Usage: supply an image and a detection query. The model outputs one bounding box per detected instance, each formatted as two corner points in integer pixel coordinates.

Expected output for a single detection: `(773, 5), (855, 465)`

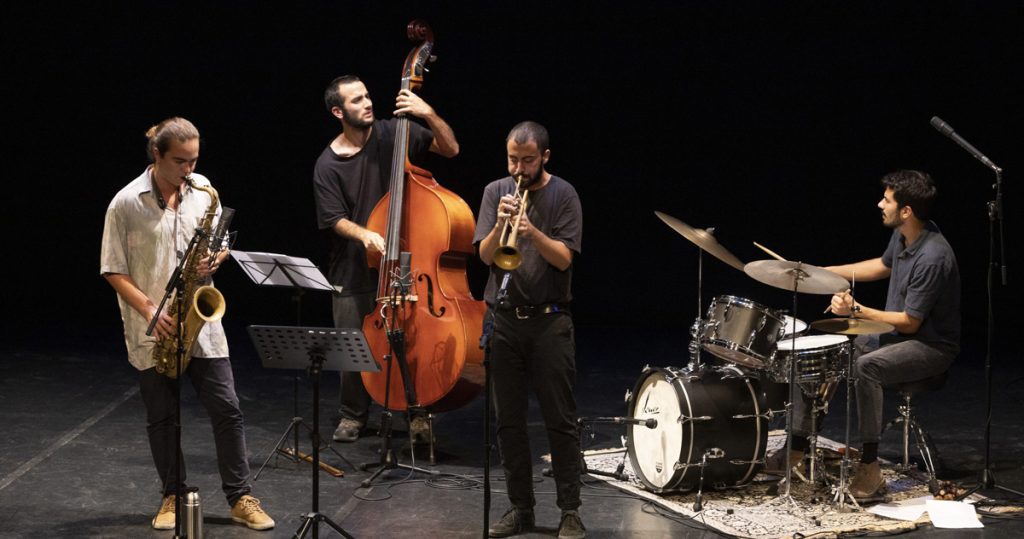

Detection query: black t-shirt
(473, 175), (583, 306)
(313, 118), (433, 295)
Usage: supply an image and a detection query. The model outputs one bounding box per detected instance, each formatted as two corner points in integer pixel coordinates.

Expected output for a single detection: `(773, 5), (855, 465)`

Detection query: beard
(517, 167), (544, 189)
(342, 107), (373, 128)
(882, 211), (904, 229)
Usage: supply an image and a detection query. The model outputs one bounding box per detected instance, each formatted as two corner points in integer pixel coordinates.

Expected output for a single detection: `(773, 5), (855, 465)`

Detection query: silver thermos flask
(184, 487), (203, 538)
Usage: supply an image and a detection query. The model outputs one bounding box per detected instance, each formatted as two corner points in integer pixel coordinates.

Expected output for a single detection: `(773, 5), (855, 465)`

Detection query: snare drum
(768, 334), (850, 387)
(626, 365), (767, 493)
(700, 295), (786, 369)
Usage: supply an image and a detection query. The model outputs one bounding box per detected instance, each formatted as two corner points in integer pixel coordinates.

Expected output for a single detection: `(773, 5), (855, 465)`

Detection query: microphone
(576, 416), (658, 429)
(930, 116), (1002, 172)
(398, 251), (412, 294)
(210, 207), (235, 251)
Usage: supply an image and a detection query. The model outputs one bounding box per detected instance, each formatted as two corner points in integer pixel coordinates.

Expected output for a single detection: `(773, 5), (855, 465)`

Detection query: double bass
(361, 21), (485, 412)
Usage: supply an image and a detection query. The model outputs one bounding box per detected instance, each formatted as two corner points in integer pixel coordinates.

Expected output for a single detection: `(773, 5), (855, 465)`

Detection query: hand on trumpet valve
(497, 193), (521, 222)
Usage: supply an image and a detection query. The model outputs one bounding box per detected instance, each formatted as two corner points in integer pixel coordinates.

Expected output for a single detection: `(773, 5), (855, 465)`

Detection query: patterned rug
(581, 430), (936, 538)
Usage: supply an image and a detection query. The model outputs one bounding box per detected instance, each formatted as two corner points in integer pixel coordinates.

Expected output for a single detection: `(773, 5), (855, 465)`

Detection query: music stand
(232, 251), (338, 478)
(248, 325), (379, 539)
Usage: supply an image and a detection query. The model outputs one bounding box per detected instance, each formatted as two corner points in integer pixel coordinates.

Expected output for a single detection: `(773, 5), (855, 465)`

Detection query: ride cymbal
(655, 211), (745, 271)
(743, 260), (849, 295)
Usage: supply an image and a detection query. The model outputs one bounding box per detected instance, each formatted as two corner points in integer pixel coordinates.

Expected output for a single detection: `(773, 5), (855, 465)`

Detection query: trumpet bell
(493, 246), (522, 270)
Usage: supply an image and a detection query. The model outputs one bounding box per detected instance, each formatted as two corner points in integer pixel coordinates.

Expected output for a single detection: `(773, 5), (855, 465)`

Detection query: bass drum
(626, 365), (768, 493)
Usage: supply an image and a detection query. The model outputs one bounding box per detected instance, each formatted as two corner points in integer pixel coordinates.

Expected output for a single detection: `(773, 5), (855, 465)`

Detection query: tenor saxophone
(152, 177), (227, 378)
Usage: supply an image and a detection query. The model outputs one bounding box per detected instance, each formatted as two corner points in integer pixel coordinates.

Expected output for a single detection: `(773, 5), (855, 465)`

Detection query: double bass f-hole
(418, 273), (446, 318)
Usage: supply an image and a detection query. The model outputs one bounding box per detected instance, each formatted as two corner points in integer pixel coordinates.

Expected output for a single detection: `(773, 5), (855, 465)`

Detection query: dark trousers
(491, 310), (581, 511)
(138, 357), (251, 507)
(333, 291), (376, 422)
(792, 335), (954, 444)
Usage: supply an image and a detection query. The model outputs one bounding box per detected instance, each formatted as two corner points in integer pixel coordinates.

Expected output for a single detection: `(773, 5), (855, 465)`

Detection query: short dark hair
(506, 121), (549, 153)
(324, 75), (362, 113)
(881, 169), (937, 220)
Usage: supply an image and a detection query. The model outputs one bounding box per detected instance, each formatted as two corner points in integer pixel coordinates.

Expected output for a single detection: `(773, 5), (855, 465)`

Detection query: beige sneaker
(151, 494), (176, 530)
(231, 495), (275, 530)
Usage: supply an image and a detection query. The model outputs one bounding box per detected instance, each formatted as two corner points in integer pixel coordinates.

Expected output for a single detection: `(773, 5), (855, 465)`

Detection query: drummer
(770, 170), (960, 501)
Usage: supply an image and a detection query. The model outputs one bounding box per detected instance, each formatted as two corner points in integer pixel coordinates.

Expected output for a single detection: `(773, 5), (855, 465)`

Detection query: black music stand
(248, 325), (378, 539)
(232, 251), (338, 478)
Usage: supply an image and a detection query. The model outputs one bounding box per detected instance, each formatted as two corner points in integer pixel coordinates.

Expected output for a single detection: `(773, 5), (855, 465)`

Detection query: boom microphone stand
(930, 117), (1019, 497)
(479, 272), (510, 538)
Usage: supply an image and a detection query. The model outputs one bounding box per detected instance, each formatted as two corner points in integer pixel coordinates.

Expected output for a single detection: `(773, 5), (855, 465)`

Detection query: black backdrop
(7, 2), (1020, 360)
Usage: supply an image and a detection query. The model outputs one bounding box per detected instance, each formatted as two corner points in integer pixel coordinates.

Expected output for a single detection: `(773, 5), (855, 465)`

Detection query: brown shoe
(231, 495), (275, 530)
(151, 495), (176, 530)
(850, 460), (886, 500)
(764, 449), (805, 477)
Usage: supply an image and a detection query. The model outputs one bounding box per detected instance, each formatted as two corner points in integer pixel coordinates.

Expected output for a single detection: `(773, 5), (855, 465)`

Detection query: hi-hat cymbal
(810, 318), (895, 335)
(743, 259), (850, 295)
(655, 211), (745, 271)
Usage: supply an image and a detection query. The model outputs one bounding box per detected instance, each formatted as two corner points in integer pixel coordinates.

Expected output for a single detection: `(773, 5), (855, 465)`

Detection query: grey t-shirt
(473, 175), (582, 306)
(881, 221), (961, 355)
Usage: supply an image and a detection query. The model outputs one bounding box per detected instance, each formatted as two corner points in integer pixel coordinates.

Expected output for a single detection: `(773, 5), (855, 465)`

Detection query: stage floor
(2, 322), (1023, 538)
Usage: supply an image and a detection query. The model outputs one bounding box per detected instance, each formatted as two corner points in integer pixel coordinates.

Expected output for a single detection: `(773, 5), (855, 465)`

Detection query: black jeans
(138, 357), (251, 507)
(491, 309), (581, 511)
(333, 291), (376, 422)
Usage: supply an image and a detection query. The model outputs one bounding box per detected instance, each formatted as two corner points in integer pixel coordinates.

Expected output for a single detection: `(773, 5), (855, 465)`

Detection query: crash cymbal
(655, 211), (745, 271)
(810, 318), (895, 335)
(743, 259), (850, 295)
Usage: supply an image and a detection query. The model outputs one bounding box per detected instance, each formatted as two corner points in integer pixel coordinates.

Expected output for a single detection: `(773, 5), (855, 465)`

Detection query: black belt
(498, 303), (570, 320)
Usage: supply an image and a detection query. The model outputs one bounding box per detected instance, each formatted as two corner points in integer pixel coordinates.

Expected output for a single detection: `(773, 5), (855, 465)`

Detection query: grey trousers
(792, 335), (954, 444)
(333, 291), (376, 422)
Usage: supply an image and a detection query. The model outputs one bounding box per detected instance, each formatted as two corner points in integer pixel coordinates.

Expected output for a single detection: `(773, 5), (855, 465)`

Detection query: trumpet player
(474, 121), (585, 539)
(100, 118), (273, 531)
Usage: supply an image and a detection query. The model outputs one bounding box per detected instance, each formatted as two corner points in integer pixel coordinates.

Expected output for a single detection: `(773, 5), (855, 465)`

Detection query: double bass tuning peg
(428, 54), (438, 63)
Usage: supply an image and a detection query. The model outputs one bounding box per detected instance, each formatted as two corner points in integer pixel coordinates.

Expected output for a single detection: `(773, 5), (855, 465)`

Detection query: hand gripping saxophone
(152, 177), (227, 378)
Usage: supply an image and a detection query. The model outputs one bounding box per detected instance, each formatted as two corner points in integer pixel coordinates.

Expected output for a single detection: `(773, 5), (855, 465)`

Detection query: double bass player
(313, 75), (459, 443)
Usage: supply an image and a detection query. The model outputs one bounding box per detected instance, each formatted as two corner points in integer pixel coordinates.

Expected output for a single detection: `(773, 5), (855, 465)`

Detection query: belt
(498, 303), (570, 320)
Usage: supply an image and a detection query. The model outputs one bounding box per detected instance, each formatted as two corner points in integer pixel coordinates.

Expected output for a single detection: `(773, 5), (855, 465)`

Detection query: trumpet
(493, 173), (530, 270)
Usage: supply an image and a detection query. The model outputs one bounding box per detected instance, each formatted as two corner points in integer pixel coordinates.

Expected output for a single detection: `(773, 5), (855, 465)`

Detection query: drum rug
(578, 430), (938, 538)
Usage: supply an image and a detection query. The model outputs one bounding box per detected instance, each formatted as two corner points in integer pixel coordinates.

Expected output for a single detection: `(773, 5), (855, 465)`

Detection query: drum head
(777, 334), (848, 350)
(628, 369), (684, 490)
(781, 315), (808, 336)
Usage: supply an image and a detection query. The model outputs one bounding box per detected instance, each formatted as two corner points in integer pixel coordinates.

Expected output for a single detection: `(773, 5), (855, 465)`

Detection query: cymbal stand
(688, 246), (708, 372)
(831, 338), (860, 511)
(778, 263), (807, 503)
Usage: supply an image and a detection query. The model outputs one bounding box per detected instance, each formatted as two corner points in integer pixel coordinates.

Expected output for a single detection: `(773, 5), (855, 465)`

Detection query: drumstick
(823, 288), (853, 313)
(753, 241), (787, 261)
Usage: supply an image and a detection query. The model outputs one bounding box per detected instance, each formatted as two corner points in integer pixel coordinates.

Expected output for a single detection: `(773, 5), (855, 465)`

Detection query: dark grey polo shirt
(881, 221), (961, 355)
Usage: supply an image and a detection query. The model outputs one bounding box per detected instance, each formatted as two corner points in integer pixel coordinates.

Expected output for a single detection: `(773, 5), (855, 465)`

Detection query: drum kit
(624, 212), (896, 510)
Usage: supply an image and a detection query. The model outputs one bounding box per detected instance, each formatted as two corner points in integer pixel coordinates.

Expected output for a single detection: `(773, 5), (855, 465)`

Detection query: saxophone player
(100, 117), (274, 531)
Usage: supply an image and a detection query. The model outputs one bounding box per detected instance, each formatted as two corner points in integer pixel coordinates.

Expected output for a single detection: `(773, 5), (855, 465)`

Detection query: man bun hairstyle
(146, 117), (199, 162)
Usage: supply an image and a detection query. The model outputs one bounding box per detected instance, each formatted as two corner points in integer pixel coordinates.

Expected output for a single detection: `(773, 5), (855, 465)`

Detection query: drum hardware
(692, 448), (725, 513)
(744, 259), (847, 504)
